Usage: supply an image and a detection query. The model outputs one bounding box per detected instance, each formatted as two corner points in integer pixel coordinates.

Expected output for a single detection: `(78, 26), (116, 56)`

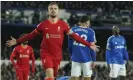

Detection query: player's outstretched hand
(6, 36), (17, 47)
(90, 45), (100, 52)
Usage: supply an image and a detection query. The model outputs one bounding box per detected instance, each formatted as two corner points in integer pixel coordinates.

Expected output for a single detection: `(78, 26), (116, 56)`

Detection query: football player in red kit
(10, 34), (35, 80)
(7, 2), (98, 80)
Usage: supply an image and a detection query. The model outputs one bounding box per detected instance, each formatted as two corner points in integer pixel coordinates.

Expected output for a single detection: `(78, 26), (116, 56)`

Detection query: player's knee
(70, 77), (79, 80)
(84, 77), (91, 80)
(46, 68), (54, 78)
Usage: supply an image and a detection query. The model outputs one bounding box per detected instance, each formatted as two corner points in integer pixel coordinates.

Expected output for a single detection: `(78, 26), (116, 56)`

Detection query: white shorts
(109, 64), (126, 78)
(71, 61), (92, 77)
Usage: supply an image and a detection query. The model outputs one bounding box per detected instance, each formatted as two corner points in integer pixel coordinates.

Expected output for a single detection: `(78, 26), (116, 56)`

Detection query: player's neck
(113, 34), (120, 36)
(80, 25), (88, 28)
(21, 44), (28, 49)
(80, 24), (88, 28)
(48, 17), (59, 24)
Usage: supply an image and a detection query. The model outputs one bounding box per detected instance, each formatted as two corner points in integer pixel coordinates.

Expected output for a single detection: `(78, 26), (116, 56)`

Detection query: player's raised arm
(6, 22), (43, 47)
(63, 22), (98, 52)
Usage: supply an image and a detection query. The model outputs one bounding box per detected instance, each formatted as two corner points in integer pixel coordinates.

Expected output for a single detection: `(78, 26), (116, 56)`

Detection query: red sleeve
(30, 47), (35, 73)
(63, 21), (71, 34)
(70, 33), (91, 47)
(10, 47), (17, 67)
(62, 21), (91, 47)
(17, 22), (44, 44)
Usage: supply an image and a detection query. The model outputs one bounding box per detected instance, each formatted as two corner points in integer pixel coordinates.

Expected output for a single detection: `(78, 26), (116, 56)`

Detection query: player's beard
(50, 15), (57, 18)
(49, 11), (57, 18)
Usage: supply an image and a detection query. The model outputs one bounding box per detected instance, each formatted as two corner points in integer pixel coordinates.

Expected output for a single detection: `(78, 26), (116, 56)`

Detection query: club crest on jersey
(58, 26), (60, 32)
(46, 33), (50, 39)
(122, 41), (124, 44)
(27, 50), (30, 54)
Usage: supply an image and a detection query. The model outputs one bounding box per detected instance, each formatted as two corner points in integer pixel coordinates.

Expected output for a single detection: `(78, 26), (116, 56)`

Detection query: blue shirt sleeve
(106, 37), (112, 64)
(89, 29), (97, 42)
(123, 38), (129, 61)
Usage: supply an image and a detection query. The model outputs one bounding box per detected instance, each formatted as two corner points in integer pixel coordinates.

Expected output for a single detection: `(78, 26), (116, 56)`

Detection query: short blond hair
(48, 2), (59, 7)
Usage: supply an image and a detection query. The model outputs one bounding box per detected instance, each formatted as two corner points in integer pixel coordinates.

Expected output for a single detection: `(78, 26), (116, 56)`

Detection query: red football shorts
(41, 52), (61, 77)
(16, 68), (29, 80)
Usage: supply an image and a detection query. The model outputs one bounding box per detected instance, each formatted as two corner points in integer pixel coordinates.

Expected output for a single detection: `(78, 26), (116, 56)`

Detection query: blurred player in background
(6, 2), (99, 80)
(106, 26), (129, 80)
(10, 34), (35, 80)
(68, 15), (97, 80)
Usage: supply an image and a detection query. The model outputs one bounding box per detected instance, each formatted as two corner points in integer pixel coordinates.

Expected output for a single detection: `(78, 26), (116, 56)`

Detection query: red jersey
(36, 20), (70, 60)
(17, 19), (91, 61)
(10, 45), (35, 69)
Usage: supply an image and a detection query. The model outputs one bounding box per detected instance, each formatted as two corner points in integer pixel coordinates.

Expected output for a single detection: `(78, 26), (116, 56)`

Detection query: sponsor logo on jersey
(115, 45), (124, 49)
(20, 54), (29, 58)
(46, 33), (50, 39)
(122, 41), (124, 44)
(46, 33), (61, 39)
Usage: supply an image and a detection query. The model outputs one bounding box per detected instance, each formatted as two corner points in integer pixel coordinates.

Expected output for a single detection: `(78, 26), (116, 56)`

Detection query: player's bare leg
(70, 77), (79, 80)
(45, 68), (54, 80)
(84, 77), (91, 80)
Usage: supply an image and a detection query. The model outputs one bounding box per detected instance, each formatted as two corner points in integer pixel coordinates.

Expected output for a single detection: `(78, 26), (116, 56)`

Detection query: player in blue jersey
(68, 15), (97, 80)
(106, 25), (129, 80)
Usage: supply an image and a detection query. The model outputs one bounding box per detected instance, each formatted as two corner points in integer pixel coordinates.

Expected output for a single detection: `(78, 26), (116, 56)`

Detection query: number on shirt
(73, 33), (87, 47)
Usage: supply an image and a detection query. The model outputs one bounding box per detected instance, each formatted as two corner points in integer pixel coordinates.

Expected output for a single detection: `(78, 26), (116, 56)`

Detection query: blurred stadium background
(1, 1), (133, 80)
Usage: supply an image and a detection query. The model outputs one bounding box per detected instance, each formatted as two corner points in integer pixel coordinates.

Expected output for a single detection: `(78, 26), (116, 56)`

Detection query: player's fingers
(11, 36), (15, 40)
(6, 41), (10, 45)
(6, 42), (12, 47)
(96, 48), (99, 52)
(6, 44), (11, 47)
(6, 40), (10, 43)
